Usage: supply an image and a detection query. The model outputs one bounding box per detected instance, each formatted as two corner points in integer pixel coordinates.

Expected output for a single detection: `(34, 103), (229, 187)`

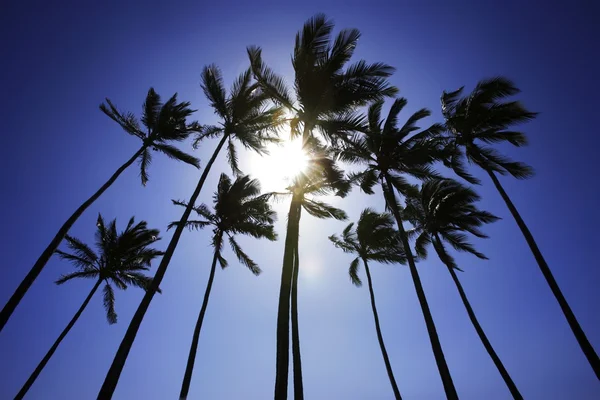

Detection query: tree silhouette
(98, 67), (283, 397)
(404, 179), (523, 399)
(329, 208), (406, 399)
(170, 173), (277, 399)
(440, 77), (600, 379)
(338, 99), (459, 398)
(0, 89), (198, 332)
(14, 215), (162, 400)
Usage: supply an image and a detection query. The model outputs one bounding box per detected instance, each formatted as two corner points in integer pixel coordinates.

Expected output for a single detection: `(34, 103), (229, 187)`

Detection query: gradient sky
(1, 1), (599, 399)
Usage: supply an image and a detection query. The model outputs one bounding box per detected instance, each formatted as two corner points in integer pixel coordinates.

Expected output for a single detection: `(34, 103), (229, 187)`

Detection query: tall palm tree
(170, 173), (277, 399)
(248, 14), (396, 399)
(339, 99), (459, 398)
(268, 149), (349, 400)
(404, 179), (523, 399)
(440, 77), (600, 379)
(248, 13), (397, 145)
(14, 215), (162, 400)
(98, 66), (284, 397)
(329, 209), (406, 400)
(0, 89), (198, 332)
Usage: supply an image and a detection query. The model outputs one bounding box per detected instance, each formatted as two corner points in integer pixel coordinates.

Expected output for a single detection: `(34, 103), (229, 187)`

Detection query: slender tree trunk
(382, 176), (458, 399)
(274, 195), (302, 400)
(98, 135), (228, 399)
(179, 233), (222, 399)
(362, 259), (402, 400)
(486, 169), (600, 379)
(0, 146), (146, 333)
(433, 235), (522, 399)
(291, 243), (304, 400)
(15, 280), (102, 400)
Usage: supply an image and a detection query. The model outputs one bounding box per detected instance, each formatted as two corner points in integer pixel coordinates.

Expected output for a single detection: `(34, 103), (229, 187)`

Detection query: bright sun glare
(248, 138), (308, 192)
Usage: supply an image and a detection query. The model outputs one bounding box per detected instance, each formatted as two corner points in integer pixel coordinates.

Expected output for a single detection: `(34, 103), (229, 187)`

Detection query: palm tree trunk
(486, 169), (600, 379)
(274, 195), (302, 400)
(98, 135), (229, 399)
(179, 233), (222, 399)
(291, 243), (304, 400)
(15, 279), (102, 400)
(382, 176), (458, 399)
(0, 146), (146, 333)
(362, 259), (402, 400)
(433, 235), (522, 399)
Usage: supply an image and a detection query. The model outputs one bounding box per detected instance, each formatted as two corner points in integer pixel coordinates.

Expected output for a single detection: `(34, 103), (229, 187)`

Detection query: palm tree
(248, 13), (397, 145)
(0, 88), (198, 332)
(329, 209), (406, 400)
(170, 173), (277, 399)
(14, 215), (162, 400)
(248, 14), (396, 399)
(440, 77), (600, 379)
(404, 179), (523, 399)
(98, 66), (283, 397)
(268, 149), (349, 400)
(338, 99), (459, 398)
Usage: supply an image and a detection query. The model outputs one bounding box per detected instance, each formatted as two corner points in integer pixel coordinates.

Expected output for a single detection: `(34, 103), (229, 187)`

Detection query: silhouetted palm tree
(267, 149), (349, 400)
(339, 99), (459, 398)
(404, 179), (523, 399)
(171, 173), (277, 399)
(98, 67), (283, 397)
(0, 89), (198, 332)
(440, 77), (600, 379)
(249, 14), (395, 399)
(14, 215), (162, 400)
(329, 209), (406, 400)
(248, 13), (397, 146)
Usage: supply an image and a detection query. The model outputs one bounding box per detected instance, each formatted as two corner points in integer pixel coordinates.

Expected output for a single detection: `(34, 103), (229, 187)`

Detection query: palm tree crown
(55, 214), (163, 323)
(404, 179), (499, 267)
(248, 13), (397, 144)
(440, 76), (537, 184)
(329, 208), (406, 285)
(194, 65), (285, 176)
(339, 98), (444, 197)
(171, 173), (277, 272)
(100, 88), (201, 185)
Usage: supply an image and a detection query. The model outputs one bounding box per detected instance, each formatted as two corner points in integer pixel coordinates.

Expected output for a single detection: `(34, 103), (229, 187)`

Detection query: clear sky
(1, 0), (599, 399)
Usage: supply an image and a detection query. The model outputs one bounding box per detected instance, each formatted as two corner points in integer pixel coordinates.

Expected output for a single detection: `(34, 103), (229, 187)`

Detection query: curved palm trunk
(179, 233), (222, 399)
(362, 259), (402, 400)
(15, 279), (102, 400)
(291, 243), (304, 400)
(98, 135), (228, 399)
(274, 195), (302, 400)
(486, 169), (600, 379)
(0, 146), (146, 332)
(433, 235), (522, 399)
(382, 176), (458, 400)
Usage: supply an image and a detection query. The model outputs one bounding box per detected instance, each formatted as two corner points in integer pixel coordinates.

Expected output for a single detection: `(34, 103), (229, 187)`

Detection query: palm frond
(141, 88), (162, 132)
(302, 199), (347, 220)
(138, 147), (152, 186)
(103, 283), (117, 324)
(201, 64), (229, 119)
(154, 143), (200, 168)
(247, 46), (295, 108)
(55, 270), (99, 285)
(229, 236), (261, 275)
(349, 257), (362, 287)
(100, 98), (144, 139)
(192, 125), (224, 149)
(226, 139), (242, 176)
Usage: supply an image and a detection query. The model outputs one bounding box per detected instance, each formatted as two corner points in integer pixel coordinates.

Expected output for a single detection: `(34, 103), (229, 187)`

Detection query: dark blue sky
(1, 0), (599, 399)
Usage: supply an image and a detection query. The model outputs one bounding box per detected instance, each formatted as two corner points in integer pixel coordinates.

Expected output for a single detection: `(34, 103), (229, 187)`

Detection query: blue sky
(1, 0), (599, 399)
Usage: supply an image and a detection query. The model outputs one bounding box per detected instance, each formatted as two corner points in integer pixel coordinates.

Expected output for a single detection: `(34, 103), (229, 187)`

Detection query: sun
(247, 138), (308, 192)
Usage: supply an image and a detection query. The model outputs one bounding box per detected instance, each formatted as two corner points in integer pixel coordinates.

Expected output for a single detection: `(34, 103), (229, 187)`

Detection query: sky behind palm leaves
(1, 0), (599, 399)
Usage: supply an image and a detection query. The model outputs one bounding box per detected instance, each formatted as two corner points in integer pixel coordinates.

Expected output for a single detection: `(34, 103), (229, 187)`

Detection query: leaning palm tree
(440, 77), (600, 378)
(170, 173), (277, 399)
(268, 148), (349, 400)
(0, 89), (198, 332)
(404, 179), (523, 399)
(248, 13), (397, 146)
(338, 99), (459, 398)
(98, 66), (284, 397)
(329, 209), (406, 400)
(14, 215), (162, 400)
